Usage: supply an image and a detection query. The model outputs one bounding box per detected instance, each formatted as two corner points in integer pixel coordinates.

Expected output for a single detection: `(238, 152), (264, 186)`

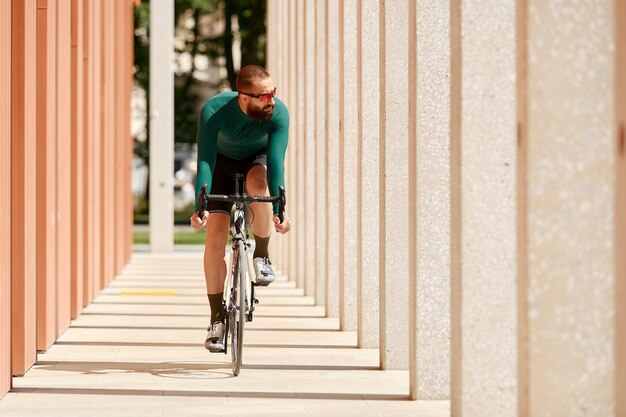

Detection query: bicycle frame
(223, 200), (253, 328)
(197, 173), (285, 375)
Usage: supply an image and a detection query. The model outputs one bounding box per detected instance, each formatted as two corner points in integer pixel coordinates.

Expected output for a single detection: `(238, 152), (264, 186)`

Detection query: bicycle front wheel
(231, 240), (247, 376)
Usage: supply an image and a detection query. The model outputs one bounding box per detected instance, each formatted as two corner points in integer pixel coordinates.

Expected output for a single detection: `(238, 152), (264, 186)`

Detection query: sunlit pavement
(0, 251), (450, 417)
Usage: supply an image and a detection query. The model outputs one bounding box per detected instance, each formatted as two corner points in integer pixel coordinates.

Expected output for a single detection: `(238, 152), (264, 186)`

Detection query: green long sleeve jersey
(195, 91), (290, 214)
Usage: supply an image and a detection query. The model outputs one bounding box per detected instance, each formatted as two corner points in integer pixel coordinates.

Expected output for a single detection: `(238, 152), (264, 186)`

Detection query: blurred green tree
(133, 0), (266, 214)
(133, 0), (267, 150)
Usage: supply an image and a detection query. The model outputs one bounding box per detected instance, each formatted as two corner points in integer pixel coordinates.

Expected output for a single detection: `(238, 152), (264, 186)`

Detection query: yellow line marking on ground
(121, 289), (177, 296)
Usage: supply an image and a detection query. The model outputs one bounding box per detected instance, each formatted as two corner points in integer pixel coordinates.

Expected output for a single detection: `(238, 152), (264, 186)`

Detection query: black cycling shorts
(206, 151), (267, 214)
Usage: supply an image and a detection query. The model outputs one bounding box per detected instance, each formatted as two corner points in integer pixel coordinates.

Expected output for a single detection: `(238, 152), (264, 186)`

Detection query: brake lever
(197, 184), (208, 220)
(278, 186), (286, 224)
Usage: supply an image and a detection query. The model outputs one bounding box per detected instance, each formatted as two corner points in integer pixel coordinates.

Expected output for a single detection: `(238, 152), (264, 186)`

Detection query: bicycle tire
(228, 243), (239, 375)
(231, 240), (246, 376)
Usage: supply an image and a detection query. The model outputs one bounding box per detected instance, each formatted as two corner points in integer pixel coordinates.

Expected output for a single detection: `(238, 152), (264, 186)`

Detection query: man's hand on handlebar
(273, 214), (291, 234)
(190, 210), (208, 231)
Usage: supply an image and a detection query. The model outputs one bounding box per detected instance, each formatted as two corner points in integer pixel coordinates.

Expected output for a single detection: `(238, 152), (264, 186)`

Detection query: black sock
(208, 293), (224, 324)
(253, 234), (271, 259)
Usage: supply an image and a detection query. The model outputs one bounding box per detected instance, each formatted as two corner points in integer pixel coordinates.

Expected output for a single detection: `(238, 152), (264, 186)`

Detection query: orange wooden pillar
(103, 0), (115, 285)
(126, 0), (135, 264)
(36, 0), (58, 351)
(71, 0), (85, 318)
(11, 0), (38, 376)
(0, 0), (13, 399)
(82, 0), (94, 304)
(116, 0), (129, 273)
(56, 0), (72, 338)
(93, 0), (103, 295)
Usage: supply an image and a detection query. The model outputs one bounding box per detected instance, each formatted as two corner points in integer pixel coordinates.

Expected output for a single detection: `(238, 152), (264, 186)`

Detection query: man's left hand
(274, 215), (292, 234)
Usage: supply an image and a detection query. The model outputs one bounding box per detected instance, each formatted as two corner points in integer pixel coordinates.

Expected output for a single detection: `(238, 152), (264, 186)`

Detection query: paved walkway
(0, 251), (449, 417)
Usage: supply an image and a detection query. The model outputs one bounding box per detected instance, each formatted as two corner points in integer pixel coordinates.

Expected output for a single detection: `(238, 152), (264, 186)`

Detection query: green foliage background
(133, 0), (267, 150)
(133, 0), (267, 222)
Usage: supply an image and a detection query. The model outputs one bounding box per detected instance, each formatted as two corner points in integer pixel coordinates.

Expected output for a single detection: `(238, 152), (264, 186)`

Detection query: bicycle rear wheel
(230, 240), (247, 376)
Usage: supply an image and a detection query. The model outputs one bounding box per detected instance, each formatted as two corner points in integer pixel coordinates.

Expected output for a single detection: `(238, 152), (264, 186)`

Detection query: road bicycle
(197, 174), (286, 376)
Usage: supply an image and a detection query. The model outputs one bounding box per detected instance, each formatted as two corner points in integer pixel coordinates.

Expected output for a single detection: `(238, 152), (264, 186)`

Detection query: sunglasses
(239, 87), (277, 103)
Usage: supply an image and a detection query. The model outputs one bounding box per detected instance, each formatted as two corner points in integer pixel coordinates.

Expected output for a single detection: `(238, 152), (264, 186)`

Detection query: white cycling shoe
(253, 257), (275, 286)
(204, 322), (225, 352)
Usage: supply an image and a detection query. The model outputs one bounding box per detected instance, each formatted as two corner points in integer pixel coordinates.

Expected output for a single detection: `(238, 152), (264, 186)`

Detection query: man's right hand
(190, 211), (208, 230)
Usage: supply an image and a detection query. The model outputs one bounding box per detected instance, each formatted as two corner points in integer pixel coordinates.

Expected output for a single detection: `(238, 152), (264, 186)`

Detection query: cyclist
(190, 65), (292, 353)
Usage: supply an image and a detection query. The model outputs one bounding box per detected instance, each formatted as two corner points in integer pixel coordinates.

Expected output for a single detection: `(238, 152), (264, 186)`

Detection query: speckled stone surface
(527, 1), (615, 415)
(415, 0), (451, 401)
(315, 0), (327, 309)
(287, 0), (299, 289)
(459, 0), (518, 415)
(326, 0), (341, 319)
(360, 0), (381, 350)
(341, 0), (359, 332)
(305, 0), (317, 299)
(383, 0), (410, 370)
(295, 0), (307, 292)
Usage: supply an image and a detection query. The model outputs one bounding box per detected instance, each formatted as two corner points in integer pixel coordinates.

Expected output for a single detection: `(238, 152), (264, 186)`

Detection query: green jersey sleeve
(194, 106), (218, 211)
(267, 102), (290, 215)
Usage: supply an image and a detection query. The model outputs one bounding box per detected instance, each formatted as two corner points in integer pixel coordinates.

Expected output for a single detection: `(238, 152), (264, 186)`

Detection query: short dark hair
(236, 65), (270, 92)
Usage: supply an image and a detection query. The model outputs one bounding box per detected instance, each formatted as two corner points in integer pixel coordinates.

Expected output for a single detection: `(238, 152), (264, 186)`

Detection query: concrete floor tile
(0, 252), (449, 417)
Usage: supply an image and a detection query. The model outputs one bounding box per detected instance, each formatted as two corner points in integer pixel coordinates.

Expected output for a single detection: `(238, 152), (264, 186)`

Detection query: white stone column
(149, 0), (174, 253)
(280, 0), (289, 273)
(315, 0), (327, 307)
(295, 0), (306, 290)
(325, 0), (340, 319)
(288, 0), (298, 284)
(304, 0), (316, 297)
(410, 0), (451, 400)
(526, 2), (616, 415)
(340, 0), (358, 332)
(616, 1), (626, 414)
(380, 0), (409, 370)
(359, 0), (380, 349)
(450, 0), (518, 414)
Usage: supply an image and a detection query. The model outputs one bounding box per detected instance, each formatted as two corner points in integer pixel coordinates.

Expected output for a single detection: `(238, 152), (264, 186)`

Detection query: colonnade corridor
(0, 251), (449, 417)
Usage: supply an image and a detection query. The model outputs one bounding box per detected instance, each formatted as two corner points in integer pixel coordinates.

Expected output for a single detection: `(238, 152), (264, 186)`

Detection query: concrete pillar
(0, 0), (12, 397)
(295, 0), (306, 290)
(315, 0), (327, 308)
(36, 0), (59, 351)
(380, 0), (410, 369)
(281, 0), (290, 274)
(526, 1), (616, 414)
(56, 0), (72, 337)
(267, 0), (276, 75)
(287, 0), (297, 284)
(304, 0), (316, 297)
(410, 0), (451, 400)
(325, 0), (340, 319)
(450, 0), (518, 414)
(358, 0), (380, 349)
(339, 0), (358, 331)
(616, 1), (626, 414)
(149, 0), (174, 253)
(11, 0), (38, 376)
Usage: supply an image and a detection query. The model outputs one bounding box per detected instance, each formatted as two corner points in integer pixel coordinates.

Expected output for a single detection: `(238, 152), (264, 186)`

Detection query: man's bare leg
(203, 212), (230, 352)
(246, 165), (272, 237)
(246, 165), (276, 285)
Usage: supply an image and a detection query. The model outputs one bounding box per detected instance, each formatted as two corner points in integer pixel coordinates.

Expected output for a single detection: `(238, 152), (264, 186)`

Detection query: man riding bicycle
(190, 65), (292, 352)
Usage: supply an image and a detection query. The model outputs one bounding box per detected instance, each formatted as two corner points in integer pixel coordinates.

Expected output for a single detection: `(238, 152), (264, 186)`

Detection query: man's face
(244, 78), (276, 121)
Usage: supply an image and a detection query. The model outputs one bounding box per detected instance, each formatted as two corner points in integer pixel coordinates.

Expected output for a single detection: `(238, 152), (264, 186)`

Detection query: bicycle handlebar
(197, 184), (286, 224)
